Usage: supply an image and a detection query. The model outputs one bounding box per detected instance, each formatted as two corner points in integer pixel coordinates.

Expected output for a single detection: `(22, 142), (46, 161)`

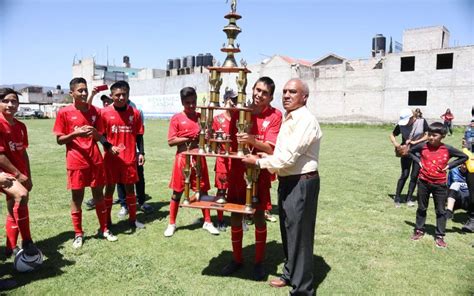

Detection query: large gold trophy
(180, 0), (257, 214)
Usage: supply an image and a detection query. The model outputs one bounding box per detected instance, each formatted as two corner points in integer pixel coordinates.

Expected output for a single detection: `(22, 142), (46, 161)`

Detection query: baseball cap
(398, 108), (413, 126)
(223, 89), (238, 100)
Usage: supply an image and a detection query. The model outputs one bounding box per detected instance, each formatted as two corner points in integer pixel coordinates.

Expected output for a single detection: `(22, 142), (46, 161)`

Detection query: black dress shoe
(221, 260), (242, 276)
(269, 277), (289, 288)
(0, 279), (17, 290)
(253, 263), (266, 281)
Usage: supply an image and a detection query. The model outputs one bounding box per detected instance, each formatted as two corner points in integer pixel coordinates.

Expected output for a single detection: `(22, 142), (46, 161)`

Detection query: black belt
(278, 171), (319, 182)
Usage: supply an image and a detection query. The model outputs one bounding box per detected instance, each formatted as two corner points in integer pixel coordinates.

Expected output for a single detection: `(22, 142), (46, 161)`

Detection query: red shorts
(103, 160), (138, 185)
(169, 153), (210, 193)
(215, 172), (229, 190)
(67, 164), (106, 190)
(227, 160), (272, 211)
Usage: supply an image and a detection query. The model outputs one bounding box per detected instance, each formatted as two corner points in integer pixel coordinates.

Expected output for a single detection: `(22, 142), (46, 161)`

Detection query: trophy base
(180, 195), (255, 214)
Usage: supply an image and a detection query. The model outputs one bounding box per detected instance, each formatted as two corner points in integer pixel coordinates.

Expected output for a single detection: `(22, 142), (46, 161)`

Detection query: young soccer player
(211, 89), (237, 231)
(222, 77), (282, 281)
(409, 122), (467, 248)
(100, 80), (145, 230)
(53, 78), (117, 248)
(164, 87), (219, 237)
(0, 88), (40, 256)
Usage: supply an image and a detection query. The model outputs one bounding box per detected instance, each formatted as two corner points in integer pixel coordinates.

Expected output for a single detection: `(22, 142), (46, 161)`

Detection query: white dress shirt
(257, 105), (322, 176)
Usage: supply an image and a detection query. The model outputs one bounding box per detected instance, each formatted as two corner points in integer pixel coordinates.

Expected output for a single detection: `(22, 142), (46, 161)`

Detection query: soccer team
(1, 74), (473, 293)
(0, 76), (287, 279)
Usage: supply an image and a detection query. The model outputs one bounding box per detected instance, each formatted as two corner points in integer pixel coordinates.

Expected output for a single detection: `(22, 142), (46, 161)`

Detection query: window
(401, 56), (415, 72)
(408, 91), (427, 106)
(436, 53), (453, 69)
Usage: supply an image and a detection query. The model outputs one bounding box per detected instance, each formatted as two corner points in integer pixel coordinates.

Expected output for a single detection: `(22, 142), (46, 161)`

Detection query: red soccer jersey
(53, 105), (104, 170)
(228, 106), (282, 188)
(168, 112), (201, 143)
(250, 106), (282, 151)
(212, 113), (232, 174)
(0, 115), (29, 176)
(418, 144), (450, 184)
(101, 105), (144, 165)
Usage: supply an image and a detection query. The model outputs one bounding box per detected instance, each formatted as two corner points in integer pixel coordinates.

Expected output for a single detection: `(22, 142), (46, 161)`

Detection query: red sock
(255, 225), (267, 264)
(217, 210), (224, 223)
(104, 195), (113, 225)
(13, 203), (32, 243)
(5, 214), (19, 251)
(231, 226), (243, 263)
(202, 209), (211, 223)
(95, 199), (107, 232)
(126, 194), (137, 222)
(71, 210), (83, 236)
(169, 199), (179, 225)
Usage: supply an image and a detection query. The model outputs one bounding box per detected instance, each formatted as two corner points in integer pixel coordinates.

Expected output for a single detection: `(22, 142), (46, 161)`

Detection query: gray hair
(288, 78), (309, 96)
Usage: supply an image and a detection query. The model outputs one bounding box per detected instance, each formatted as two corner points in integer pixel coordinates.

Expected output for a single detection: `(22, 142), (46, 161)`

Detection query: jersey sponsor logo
(111, 124), (132, 133)
(8, 141), (23, 152)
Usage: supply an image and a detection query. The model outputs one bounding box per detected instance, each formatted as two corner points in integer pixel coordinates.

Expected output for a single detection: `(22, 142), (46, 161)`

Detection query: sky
(0, 0), (473, 88)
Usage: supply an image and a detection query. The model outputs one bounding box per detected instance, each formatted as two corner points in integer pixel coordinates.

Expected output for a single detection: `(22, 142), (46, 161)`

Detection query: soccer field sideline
(1, 119), (473, 295)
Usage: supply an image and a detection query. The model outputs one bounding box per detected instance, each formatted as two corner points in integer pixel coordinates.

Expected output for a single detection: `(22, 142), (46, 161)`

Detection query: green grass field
(1, 119), (473, 295)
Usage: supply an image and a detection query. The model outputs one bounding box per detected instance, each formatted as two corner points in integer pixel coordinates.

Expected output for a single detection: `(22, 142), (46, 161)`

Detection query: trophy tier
(224, 12), (242, 20)
(207, 66), (251, 73)
(221, 47), (241, 53)
(182, 148), (246, 160)
(197, 105), (252, 112)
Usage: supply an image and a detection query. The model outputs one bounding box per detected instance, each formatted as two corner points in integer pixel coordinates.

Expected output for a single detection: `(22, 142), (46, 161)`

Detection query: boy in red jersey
(409, 122), (467, 248)
(0, 88), (40, 256)
(53, 78), (117, 248)
(211, 89), (238, 231)
(100, 80), (145, 230)
(222, 77), (282, 281)
(164, 87), (219, 237)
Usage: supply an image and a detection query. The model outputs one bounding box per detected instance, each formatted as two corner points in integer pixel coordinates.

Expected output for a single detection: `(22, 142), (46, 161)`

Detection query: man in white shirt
(243, 78), (322, 295)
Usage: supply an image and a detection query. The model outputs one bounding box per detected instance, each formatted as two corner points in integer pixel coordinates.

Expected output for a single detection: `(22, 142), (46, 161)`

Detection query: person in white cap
(389, 108), (428, 207)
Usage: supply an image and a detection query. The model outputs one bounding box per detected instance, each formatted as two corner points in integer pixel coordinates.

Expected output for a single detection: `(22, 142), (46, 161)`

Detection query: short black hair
(110, 80), (130, 92)
(69, 77), (87, 91)
(180, 87), (196, 101)
(428, 122), (447, 135)
(0, 88), (20, 101)
(253, 76), (275, 96)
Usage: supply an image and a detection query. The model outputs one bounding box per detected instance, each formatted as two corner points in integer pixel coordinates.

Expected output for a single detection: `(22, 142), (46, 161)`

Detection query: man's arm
(408, 142), (424, 164)
(389, 125), (401, 147)
(446, 145), (469, 170)
(258, 117), (320, 173)
(237, 133), (274, 154)
(136, 134), (145, 166)
(22, 151), (32, 190)
(56, 127), (91, 145)
(0, 153), (30, 189)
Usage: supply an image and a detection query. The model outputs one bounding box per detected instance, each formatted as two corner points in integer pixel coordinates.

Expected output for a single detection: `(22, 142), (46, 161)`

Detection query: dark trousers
(443, 121), (453, 135)
(415, 179), (447, 237)
(395, 156), (420, 202)
(464, 172), (474, 219)
(117, 164), (145, 207)
(278, 174), (319, 296)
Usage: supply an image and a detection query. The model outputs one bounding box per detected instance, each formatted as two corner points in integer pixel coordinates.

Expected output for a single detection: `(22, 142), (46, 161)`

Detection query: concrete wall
(403, 26), (450, 52)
